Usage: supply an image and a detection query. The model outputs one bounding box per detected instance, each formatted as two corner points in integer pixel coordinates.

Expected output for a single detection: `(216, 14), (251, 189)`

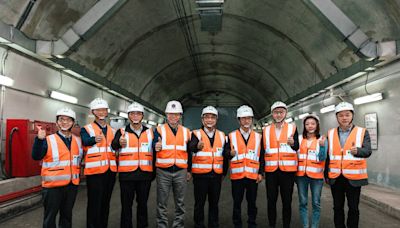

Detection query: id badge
(308, 150), (316, 155)
(216, 148), (223, 156)
(248, 150), (255, 160)
(73, 155), (81, 165)
(141, 142), (149, 152)
(279, 143), (288, 151)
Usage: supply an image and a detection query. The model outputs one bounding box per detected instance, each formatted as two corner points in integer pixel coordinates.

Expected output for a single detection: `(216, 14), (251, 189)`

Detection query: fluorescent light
(285, 117), (293, 123)
(298, 113), (310, 120)
(354, 93), (383, 105)
(119, 112), (128, 118)
(50, 91), (78, 104)
(0, 75), (14, 87)
(148, 120), (157, 126)
(320, 105), (335, 114)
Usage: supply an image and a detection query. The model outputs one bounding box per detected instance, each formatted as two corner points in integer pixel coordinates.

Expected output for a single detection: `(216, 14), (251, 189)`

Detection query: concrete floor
(2, 178), (400, 228)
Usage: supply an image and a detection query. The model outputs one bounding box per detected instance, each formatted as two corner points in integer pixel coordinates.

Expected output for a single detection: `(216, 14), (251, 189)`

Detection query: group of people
(32, 98), (372, 228)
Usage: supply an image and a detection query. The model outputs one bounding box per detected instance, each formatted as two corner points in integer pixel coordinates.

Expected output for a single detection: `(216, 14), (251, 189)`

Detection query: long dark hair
(302, 116), (320, 139)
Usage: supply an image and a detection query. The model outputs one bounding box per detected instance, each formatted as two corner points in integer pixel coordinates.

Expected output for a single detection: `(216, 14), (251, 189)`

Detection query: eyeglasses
(58, 118), (73, 123)
(272, 111), (286, 115)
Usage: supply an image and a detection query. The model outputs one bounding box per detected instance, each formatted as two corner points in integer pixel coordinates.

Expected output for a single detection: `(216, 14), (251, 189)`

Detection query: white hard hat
(56, 107), (76, 120)
(165, 100), (183, 113)
(237, 105), (254, 118)
(201, 106), (218, 117)
(303, 114), (320, 124)
(90, 98), (109, 110)
(127, 102), (144, 113)
(271, 101), (287, 112)
(335, 102), (354, 114)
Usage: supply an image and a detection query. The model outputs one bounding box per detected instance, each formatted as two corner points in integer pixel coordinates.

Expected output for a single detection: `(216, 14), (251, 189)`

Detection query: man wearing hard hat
(188, 106), (228, 228)
(263, 101), (299, 228)
(111, 102), (154, 228)
(153, 100), (191, 228)
(224, 105), (263, 228)
(80, 98), (117, 228)
(325, 102), (372, 228)
(32, 107), (83, 228)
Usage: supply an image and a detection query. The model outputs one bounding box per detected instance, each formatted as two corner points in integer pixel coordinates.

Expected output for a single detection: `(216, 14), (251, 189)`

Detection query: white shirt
(203, 127), (215, 138)
(240, 128), (251, 141)
(130, 124), (143, 137)
(274, 123), (283, 139)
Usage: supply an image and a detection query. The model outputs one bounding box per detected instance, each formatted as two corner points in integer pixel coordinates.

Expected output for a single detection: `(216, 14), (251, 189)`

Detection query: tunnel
(0, 0), (400, 227)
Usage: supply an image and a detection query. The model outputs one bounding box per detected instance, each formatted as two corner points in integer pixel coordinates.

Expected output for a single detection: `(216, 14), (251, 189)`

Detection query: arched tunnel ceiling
(1, 0), (399, 118)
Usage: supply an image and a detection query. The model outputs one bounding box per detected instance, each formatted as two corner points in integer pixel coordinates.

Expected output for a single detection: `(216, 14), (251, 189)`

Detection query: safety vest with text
(296, 135), (325, 179)
(41, 134), (83, 188)
(328, 126), (368, 180)
(118, 128), (154, 172)
(229, 130), (261, 180)
(156, 124), (191, 169)
(263, 123), (298, 172)
(83, 123), (117, 175)
(191, 129), (225, 174)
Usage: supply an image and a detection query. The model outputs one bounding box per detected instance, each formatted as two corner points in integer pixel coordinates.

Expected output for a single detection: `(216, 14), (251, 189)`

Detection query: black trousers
(330, 175), (361, 228)
(42, 184), (78, 228)
(86, 169), (116, 228)
(231, 178), (258, 228)
(193, 175), (222, 228)
(120, 179), (152, 228)
(265, 169), (295, 228)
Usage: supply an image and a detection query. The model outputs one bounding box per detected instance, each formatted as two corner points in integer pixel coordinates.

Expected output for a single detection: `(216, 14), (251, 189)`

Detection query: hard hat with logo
(90, 98), (109, 110)
(335, 102), (354, 114)
(201, 106), (218, 117)
(127, 102), (144, 113)
(56, 107), (76, 120)
(303, 114), (320, 124)
(271, 101), (287, 112)
(237, 105), (254, 118)
(165, 100), (183, 113)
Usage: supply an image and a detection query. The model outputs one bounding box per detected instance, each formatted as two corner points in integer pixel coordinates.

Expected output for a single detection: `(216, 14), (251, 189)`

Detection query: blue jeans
(296, 176), (323, 228)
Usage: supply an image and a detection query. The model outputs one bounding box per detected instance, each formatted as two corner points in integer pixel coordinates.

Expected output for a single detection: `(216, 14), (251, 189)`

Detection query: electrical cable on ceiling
(364, 72), (371, 95)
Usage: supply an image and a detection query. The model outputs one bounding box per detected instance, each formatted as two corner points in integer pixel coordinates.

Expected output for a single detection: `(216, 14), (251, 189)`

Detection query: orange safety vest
(263, 122), (298, 172)
(191, 129), (225, 174)
(41, 134), (83, 188)
(83, 123), (117, 175)
(118, 127), (154, 172)
(296, 135), (325, 179)
(328, 126), (368, 180)
(156, 124), (191, 169)
(228, 130), (261, 180)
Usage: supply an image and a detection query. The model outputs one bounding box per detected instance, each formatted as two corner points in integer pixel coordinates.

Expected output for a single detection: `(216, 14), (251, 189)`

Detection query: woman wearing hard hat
(295, 114), (327, 228)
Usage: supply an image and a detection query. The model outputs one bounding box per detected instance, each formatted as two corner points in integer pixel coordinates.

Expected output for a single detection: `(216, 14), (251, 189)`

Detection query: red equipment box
(5, 119), (57, 177)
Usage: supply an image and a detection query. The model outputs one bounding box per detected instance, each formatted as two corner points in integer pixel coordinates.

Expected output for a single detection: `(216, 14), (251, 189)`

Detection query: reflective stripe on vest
(229, 130), (261, 180)
(191, 129), (225, 174)
(263, 123), (298, 172)
(83, 123), (116, 175)
(118, 128), (153, 172)
(156, 124), (190, 168)
(41, 134), (82, 188)
(328, 126), (368, 180)
(296, 135), (325, 179)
